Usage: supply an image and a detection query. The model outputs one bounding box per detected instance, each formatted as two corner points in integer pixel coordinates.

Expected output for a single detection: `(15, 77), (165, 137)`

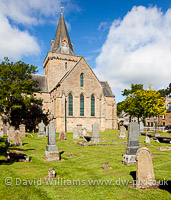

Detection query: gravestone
(8, 126), (15, 143)
(38, 120), (45, 137)
(91, 124), (100, 143)
(19, 124), (26, 137)
(48, 169), (56, 178)
(46, 125), (49, 137)
(77, 124), (83, 138)
(103, 162), (109, 170)
(69, 153), (73, 158)
(45, 114), (60, 161)
(136, 147), (155, 189)
(123, 122), (140, 165)
(13, 130), (22, 146)
(6, 122), (10, 135)
(0, 127), (3, 137)
(59, 131), (65, 141)
(118, 126), (126, 139)
(73, 127), (79, 139)
(139, 122), (144, 132)
(3, 124), (7, 136)
(82, 128), (87, 137)
(145, 135), (150, 143)
(158, 146), (171, 151)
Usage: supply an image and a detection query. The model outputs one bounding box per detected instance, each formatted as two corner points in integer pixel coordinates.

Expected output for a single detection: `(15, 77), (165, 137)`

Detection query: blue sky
(0, 0), (171, 102)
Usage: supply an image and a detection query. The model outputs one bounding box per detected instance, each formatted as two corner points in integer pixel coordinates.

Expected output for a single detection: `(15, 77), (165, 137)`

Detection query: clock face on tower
(62, 41), (67, 47)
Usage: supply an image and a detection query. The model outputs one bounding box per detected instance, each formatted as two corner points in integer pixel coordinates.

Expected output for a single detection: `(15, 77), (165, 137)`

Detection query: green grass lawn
(0, 130), (171, 200)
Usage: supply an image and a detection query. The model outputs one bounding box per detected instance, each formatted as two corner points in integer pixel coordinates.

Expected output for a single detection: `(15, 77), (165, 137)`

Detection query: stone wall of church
(48, 57), (117, 132)
(43, 52), (81, 91)
(104, 97), (118, 130)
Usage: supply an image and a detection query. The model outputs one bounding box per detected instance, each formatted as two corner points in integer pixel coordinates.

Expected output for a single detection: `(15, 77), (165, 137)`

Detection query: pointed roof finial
(61, 6), (64, 14)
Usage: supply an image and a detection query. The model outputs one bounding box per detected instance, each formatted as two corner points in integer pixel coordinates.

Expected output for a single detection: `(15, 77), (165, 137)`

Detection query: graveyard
(0, 128), (170, 200)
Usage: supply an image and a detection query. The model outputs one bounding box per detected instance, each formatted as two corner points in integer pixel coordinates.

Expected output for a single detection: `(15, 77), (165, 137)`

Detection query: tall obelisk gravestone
(123, 122), (140, 165)
(45, 114), (60, 161)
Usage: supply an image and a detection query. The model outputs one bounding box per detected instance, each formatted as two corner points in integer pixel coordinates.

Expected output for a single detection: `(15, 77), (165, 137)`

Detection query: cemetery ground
(0, 130), (171, 200)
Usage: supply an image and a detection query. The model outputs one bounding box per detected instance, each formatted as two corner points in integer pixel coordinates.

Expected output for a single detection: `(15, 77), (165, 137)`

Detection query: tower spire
(51, 11), (75, 55)
(61, 6), (64, 14)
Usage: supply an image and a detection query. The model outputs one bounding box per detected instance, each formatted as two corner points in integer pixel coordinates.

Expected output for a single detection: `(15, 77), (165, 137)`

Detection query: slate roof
(52, 13), (75, 55)
(32, 74), (48, 93)
(100, 81), (114, 97)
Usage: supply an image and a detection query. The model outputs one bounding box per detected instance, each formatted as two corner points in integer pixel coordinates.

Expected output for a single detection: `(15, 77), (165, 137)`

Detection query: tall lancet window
(91, 95), (95, 116)
(68, 93), (73, 116)
(80, 94), (84, 116)
(80, 73), (84, 87)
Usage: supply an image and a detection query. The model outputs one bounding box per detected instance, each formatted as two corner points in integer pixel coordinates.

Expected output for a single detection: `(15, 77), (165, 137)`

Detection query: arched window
(80, 94), (84, 116)
(80, 73), (84, 87)
(68, 93), (73, 116)
(91, 95), (95, 116)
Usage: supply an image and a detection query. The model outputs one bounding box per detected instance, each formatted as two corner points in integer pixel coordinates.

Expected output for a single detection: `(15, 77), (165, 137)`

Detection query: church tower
(43, 12), (80, 91)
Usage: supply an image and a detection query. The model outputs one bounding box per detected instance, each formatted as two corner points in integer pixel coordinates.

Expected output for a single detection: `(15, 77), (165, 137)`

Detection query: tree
(122, 83), (143, 97)
(158, 83), (171, 97)
(0, 57), (43, 128)
(121, 86), (166, 124)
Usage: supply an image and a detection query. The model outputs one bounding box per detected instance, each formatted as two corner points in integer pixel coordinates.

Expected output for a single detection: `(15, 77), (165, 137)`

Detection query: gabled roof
(50, 57), (115, 98)
(32, 74), (48, 93)
(100, 81), (114, 97)
(52, 13), (75, 55)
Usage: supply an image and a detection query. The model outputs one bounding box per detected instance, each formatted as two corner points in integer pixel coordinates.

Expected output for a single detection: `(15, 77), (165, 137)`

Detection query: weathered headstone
(69, 153), (73, 158)
(139, 122), (144, 132)
(6, 122), (10, 135)
(136, 147), (155, 189)
(13, 130), (22, 146)
(45, 114), (60, 161)
(118, 126), (126, 139)
(91, 124), (100, 143)
(103, 162), (109, 170)
(103, 162), (112, 169)
(145, 135), (150, 143)
(123, 122), (140, 165)
(59, 131), (65, 141)
(0, 126), (3, 137)
(8, 126), (15, 143)
(38, 120), (46, 137)
(19, 124), (26, 137)
(46, 125), (49, 137)
(73, 127), (79, 139)
(3, 124), (7, 136)
(82, 128), (87, 137)
(48, 169), (56, 178)
(158, 146), (171, 151)
(77, 124), (83, 138)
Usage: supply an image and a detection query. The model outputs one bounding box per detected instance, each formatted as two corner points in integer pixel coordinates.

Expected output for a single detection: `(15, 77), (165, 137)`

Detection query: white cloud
(0, 0), (78, 60)
(95, 6), (171, 101)
(98, 21), (111, 31)
(0, 13), (40, 60)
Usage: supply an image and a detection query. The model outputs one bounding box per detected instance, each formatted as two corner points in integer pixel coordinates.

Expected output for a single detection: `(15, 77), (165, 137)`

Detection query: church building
(33, 12), (118, 132)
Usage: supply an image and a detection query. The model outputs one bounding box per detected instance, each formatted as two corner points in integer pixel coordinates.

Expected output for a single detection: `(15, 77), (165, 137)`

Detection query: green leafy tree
(158, 83), (171, 97)
(0, 57), (43, 128)
(122, 86), (166, 123)
(122, 83), (143, 96)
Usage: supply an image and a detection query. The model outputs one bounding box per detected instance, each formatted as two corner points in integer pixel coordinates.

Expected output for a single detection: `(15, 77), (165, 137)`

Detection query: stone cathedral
(33, 12), (117, 132)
